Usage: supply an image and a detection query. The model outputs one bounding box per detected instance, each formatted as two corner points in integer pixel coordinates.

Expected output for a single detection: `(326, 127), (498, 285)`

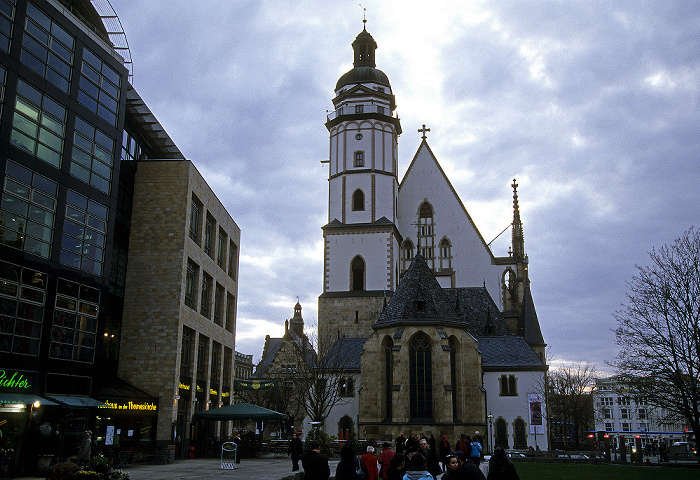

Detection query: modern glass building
(0, 1), (240, 474)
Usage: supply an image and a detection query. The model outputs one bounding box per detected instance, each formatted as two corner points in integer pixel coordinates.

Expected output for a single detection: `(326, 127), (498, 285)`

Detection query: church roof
(322, 216), (397, 230)
(520, 284), (546, 347)
(374, 254), (463, 328)
(325, 337), (366, 372)
(253, 328), (316, 378)
(444, 287), (512, 337)
(336, 66), (391, 91)
(478, 336), (547, 371)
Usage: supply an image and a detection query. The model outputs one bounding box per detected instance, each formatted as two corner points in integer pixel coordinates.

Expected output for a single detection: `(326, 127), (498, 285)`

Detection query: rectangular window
(21, 2), (74, 93)
(78, 47), (121, 125)
(603, 408), (613, 419)
(228, 240), (238, 280)
(638, 408), (647, 419)
(223, 347), (232, 385)
(71, 117), (114, 193)
(189, 194), (202, 244)
(204, 212), (215, 258)
(10, 79), (66, 167)
(355, 105), (363, 114)
(618, 397), (630, 405)
(184, 259), (199, 310)
(225, 292), (235, 333)
(210, 341), (221, 382)
(0, 160), (57, 258)
(180, 326), (193, 377)
(217, 228), (227, 269)
(605, 423), (614, 432)
(200, 272), (212, 318)
(377, 106), (385, 115)
(213, 283), (224, 327)
(49, 278), (100, 363)
(196, 334), (209, 379)
(499, 374), (517, 396)
(0, 0), (16, 54)
(339, 377), (354, 397)
(622, 423), (631, 432)
(602, 397), (614, 406)
(0, 260), (46, 356)
(59, 190), (108, 276)
(354, 151), (364, 167)
(621, 408), (630, 419)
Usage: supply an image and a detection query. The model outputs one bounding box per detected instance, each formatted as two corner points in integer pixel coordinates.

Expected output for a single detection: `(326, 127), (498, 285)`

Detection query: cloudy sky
(111, 0), (699, 372)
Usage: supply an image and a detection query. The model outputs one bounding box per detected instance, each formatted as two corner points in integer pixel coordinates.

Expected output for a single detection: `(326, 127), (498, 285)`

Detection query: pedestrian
(460, 456), (486, 480)
(335, 444), (368, 480)
(233, 432), (242, 464)
(473, 431), (484, 461)
(78, 430), (92, 467)
(361, 445), (379, 480)
(302, 440), (330, 480)
(386, 453), (405, 480)
(469, 436), (482, 466)
(396, 433), (406, 455)
(487, 447), (518, 480)
(419, 437), (440, 478)
(438, 435), (451, 471)
(378, 442), (396, 479)
(402, 452), (432, 480)
(288, 432), (303, 471)
(440, 454), (461, 480)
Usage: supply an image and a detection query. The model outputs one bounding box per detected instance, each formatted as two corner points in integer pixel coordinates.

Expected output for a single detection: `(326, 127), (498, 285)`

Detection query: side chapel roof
(478, 336), (547, 371)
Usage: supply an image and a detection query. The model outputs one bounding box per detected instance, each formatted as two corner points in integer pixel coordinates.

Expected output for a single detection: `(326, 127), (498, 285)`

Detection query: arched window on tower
(401, 239), (414, 275)
(354, 150), (364, 167)
(351, 256), (365, 291)
(438, 237), (452, 271)
(409, 332), (432, 420)
(417, 201), (435, 267)
(352, 189), (365, 211)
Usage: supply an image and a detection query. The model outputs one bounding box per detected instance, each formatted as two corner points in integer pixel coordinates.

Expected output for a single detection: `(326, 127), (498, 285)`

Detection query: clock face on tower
(356, 133), (363, 140)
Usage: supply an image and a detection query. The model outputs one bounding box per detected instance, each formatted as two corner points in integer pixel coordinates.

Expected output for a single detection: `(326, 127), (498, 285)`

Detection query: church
(257, 24), (549, 451)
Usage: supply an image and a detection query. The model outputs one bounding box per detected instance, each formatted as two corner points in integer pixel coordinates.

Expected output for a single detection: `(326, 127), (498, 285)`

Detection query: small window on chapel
(354, 151), (364, 167)
(499, 374), (518, 396)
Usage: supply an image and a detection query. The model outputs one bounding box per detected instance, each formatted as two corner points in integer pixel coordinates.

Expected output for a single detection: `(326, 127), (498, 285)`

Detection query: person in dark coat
(302, 440), (330, 480)
(386, 453), (405, 480)
(396, 433), (406, 455)
(439, 454), (462, 480)
(288, 432), (303, 471)
(335, 444), (368, 480)
(418, 437), (441, 478)
(438, 435), (451, 471)
(486, 447), (519, 480)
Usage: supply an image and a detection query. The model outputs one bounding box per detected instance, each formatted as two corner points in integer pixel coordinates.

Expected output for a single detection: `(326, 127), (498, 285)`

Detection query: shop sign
(99, 400), (158, 412)
(233, 379), (278, 391)
(178, 382), (191, 391)
(0, 369), (38, 393)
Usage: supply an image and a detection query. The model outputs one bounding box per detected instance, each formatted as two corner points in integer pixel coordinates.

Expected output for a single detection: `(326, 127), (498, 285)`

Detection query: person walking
(437, 435), (451, 471)
(487, 447), (519, 480)
(378, 442), (396, 479)
(419, 437), (440, 478)
(386, 453), (405, 480)
(78, 431), (92, 467)
(302, 440), (330, 480)
(288, 432), (303, 471)
(335, 444), (368, 480)
(361, 446), (379, 480)
(469, 436), (482, 466)
(396, 433), (406, 455)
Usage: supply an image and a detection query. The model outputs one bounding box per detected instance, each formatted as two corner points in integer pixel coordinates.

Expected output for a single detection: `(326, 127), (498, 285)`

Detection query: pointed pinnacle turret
(511, 179), (524, 258)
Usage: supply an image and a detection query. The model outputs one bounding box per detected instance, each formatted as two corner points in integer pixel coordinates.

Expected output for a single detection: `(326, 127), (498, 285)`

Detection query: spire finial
(359, 4), (367, 28)
(511, 178), (524, 257)
(418, 124), (430, 140)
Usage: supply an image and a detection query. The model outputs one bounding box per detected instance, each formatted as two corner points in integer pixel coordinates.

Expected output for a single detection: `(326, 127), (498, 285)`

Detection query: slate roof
(374, 255), (463, 328)
(322, 216), (397, 230)
(253, 329), (316, 378)
(478, 336), (547, 371)
(325, 337), (366, 372)
(521, 284), (545, 347)
(444, 287), (512, 337)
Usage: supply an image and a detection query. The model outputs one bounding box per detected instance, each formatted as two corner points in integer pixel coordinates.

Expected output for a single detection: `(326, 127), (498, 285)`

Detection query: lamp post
(487, 413), (494, 453)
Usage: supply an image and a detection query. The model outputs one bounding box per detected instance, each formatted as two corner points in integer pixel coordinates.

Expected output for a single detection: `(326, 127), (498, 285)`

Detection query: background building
(0, 0), (239, 473)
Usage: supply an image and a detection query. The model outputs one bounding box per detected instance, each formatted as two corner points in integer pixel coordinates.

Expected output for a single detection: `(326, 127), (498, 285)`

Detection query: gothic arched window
(351, 256), (365, 291)
(383, 336), (394, 421)
(514, 418), (527, 449)
(418, 201), (435, 265)
(409, 332), (432, 420)
(401, 239), (414, 275)
(449, 336), (458, 421)
(495, 418), (509, 448)
(438, 237), (452, 271)
(352, 189), (365, 211)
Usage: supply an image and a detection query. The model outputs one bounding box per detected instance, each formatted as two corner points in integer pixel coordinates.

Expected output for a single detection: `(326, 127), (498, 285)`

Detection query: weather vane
(359, 4), (367, 25)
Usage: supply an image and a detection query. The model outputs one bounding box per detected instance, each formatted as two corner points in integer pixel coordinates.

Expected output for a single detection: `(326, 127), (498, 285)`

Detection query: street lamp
(487, 413), (494, 453)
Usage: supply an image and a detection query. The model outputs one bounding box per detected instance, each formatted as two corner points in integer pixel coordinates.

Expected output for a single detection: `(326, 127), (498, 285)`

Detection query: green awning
(0, 393), (58, 406)
(47, 395), (108, 408)
(193, 402), (288, 421)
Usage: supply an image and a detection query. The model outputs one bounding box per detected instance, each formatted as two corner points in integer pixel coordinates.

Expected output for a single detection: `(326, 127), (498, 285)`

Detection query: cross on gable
(418, 124), (430, 140)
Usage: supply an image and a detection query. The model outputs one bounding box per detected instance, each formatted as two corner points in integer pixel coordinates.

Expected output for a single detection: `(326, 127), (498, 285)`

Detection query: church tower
(318, 23), (402, 346)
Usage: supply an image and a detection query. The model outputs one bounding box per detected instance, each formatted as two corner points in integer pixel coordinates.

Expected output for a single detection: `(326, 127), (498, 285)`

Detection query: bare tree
(547, 363), (597, 449)
(287, 331), (355, 426)
(612, 227), (700, 454)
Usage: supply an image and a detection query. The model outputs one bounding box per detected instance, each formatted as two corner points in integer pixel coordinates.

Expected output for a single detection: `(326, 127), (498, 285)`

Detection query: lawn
(513, 461), (699, 480)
